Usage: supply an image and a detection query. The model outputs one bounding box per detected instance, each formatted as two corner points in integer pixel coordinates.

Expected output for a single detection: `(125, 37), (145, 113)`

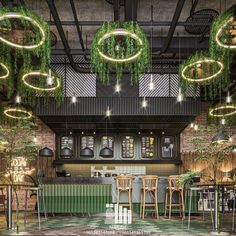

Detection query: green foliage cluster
(179, 4), (236, 99)
(0, 6), (63, 107)
(91, 21), (150, 84)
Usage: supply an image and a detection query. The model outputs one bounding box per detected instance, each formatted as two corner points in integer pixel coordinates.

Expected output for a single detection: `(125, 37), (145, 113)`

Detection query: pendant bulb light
(115, 81), (121, 93)
(177, 88), (184, 102)
(226, 91), (232, 104)
(193, 124), (198, 131)
(46, 69), (54, 86)
(15, 94), (21, 104)
(71, 95), (77, 103)
(142, 97), (147, 108)
(106, 106), (111, 117)
(190, 122), (194, 128)
(221, 118), (226, 125)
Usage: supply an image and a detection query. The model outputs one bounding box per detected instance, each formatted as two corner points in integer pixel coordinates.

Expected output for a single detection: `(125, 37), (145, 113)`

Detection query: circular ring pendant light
(181, 58), (224, 83)
(216, 17), (236, 49)
(97, 28), (143, 63)
(22, 71), (60, 91)
(209, 104), (236, 117)
(0, 13), (45, 49)
(4, 107), (32, 120)
(0, 62), (10, 79)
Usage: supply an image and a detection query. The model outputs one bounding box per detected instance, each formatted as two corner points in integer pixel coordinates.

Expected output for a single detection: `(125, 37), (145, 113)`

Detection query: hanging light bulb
(226, 91), (232, 104)
(115, 82), (121, 93)
(221, 118), (226, 125)
(149, 74), (154, 90)
(194, 124), (198, 131)
(142, 97), (147, 108)
(190, 122), (194, 128)
(46, 69), (54, 86)
(33, 137), (37, 143)
(71, 95), (77, 103)
(177, 88), (184, 102)
(106, 106), (111, 117)
(15, 94), (21, 104)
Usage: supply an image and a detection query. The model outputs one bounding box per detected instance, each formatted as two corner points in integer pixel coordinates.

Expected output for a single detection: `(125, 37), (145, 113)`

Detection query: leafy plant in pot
(0, 120), (39, 233)
(177, 171), (201, 188)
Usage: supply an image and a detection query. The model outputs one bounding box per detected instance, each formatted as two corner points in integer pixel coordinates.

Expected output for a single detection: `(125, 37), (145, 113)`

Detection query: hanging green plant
(18, 67), (64, 107)
(210, 4), (236, 53)
(91, 22), (150, 84)
(0, 6), (51, 73)
(179, 51), (227, 99)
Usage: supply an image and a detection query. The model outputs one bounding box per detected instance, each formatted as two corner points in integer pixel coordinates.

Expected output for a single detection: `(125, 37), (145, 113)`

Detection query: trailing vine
(179, 51), (226, 99)
(91, 21), (150, 84)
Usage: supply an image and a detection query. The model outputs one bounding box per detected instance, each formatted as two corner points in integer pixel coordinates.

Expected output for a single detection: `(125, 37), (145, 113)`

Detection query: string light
(149, 74), (154, 90)
(71, 95), (77, 103)
(106, 106), (111, 117)
(46, 69), (54, 86)
(177, 88), (184, 102)
(221, 118), (226, 125)
(226, 91), (232, 104)
(115, 82), (121, 93)
(15, 95), (21, 104)
(142, 97), (147, 108)
(194, 124), (198, 131)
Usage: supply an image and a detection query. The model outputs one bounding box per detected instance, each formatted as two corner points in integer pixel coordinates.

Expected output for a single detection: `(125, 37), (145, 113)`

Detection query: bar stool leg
(117, 190), (120, 208)
(179, 192), (182, 218)
(201, 191), (205, 221)
(140, 191), (143, 218)
(142, 191), (146, 219)
(129, 189), (132, 211)
(154, 189), (159, 219)
(188, 189), (192, 230)
(24, 190), (28, 227)
(164, 191), (168, 217)
(36, 190), (41, 230)
(169, 191), (172, 219)
(207, 189), (214, 230)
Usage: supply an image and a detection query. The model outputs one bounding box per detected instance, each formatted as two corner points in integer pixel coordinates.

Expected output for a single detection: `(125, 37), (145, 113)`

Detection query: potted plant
(0, 120), (39, 233)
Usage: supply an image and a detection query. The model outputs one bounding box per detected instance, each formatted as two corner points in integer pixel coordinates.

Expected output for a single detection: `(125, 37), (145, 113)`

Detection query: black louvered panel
(139, 74), (170, 97)
(35, 97), (200, 116)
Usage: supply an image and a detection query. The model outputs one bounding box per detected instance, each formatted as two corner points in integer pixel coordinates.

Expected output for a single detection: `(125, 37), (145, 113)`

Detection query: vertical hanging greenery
(91, 21), (150, 84)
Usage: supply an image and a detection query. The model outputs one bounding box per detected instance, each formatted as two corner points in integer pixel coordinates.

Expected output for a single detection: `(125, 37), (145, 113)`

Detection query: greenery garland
(179, 51), (227, 99)
(17, 67), (64, 107)
(91, 22), (150, 84)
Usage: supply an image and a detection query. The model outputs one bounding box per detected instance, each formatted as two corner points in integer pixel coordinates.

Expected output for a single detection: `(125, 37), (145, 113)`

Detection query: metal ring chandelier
(0, 12), (45, 49)
(22, 71), (60, 91)
(97, 28), (143, 63)
(0, 62), (10, 79)
(4, 107), (32, 120)
(215, 17), (236, 49)
(181, 58), (224, 83)
(209, 104), (236, 117)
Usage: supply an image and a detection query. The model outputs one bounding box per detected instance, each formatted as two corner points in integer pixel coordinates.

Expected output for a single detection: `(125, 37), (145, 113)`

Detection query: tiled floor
(0, 213), (235, 236)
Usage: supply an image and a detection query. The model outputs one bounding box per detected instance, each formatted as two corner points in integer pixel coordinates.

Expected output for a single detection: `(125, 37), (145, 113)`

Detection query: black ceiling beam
(48, 20), (212, 27)
(125, 0), (138, 21)
(114, 0), (120, 21)
(157, 0), (186, 55)
(46, 0), (89, 73)
(69, 0), (87, 61)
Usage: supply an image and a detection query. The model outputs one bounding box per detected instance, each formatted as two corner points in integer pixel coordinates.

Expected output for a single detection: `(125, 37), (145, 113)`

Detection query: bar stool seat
(165, 175), (185, 219)
(140, 175), (159, 219)
(22, 186), (47, 230)
(116, 175), (133, 210)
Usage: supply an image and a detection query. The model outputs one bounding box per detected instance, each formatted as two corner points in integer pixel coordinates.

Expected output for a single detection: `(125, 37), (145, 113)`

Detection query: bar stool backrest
(116, 175), (133, 190)
(168, 175), (182, 190)
(142, 175), (159, 191)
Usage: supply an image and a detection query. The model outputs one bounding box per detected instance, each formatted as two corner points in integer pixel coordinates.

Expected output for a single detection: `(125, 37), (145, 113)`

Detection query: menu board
(81, 136), (94, 150)
(141, 136), (155, 158)
(101, 136), (114, 150)
(161, 136), (174, 158)
(121, 136), (134, 158)
(61, 136), (73, 150)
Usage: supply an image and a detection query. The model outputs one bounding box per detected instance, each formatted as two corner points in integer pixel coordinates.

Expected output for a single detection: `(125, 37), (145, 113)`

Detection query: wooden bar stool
(140, 175), (159, 219)
(23, 186), (47, 230)
(116, 175), (133, 210)
(165, 175), (185, 219)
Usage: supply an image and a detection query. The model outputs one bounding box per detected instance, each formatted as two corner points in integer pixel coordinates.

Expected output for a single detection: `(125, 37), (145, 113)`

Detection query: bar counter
(40, 176), (196, 214)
